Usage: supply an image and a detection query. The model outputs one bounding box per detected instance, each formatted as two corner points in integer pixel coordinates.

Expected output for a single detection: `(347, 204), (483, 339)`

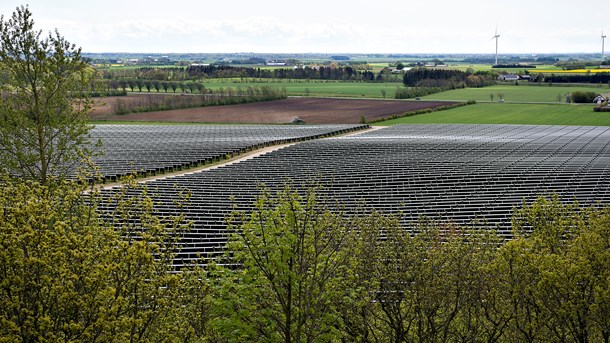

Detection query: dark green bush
(570, 91), (597, 103)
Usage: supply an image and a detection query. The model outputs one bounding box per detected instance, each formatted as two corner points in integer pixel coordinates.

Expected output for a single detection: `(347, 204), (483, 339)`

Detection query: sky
(0, 0), (608, 54)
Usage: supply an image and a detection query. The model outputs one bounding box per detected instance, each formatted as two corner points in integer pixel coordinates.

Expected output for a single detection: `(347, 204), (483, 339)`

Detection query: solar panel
(98, 124), (610, 267)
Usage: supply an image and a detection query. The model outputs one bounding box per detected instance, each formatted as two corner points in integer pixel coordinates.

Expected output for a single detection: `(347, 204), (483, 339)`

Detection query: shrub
(570, 91), (597, 103)
(593, 106), (610, 112)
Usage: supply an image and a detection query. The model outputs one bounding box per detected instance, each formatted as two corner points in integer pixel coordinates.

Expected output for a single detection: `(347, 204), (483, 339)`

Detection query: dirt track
(90, 96), (459, 124)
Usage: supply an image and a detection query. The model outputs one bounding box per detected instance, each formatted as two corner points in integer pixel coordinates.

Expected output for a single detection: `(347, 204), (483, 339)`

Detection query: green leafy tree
(170, 81), (178, 93)
(0, 5), (95, 184)
(161, 81), (169, 93)
(212, 185), (352, 342)
(119, 79), (128, 92)
(0, 175), (193, 341)
(336, 210), (400, 342)
(134, 79), (143, 92)
(343, 214), (500, 343)
(509, 196), (610, 343)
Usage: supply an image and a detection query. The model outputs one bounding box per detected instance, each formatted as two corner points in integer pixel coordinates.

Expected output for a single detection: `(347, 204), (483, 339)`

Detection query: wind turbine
(492, 28), (500, 65)
(602, 30), (607, 60)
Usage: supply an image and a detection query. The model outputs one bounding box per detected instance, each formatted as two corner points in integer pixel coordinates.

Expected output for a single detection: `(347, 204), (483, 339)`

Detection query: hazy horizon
(1, 0), (607, 55)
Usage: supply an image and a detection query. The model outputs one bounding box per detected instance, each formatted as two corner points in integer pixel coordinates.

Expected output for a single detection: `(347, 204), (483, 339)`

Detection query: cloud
(54, 16), (379, 52)
(29, 7), (609, 54)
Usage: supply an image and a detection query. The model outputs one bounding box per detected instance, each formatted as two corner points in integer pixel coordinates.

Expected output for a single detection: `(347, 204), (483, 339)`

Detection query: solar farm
(95, 123), (610, 267)
(90, 124), (368, 181)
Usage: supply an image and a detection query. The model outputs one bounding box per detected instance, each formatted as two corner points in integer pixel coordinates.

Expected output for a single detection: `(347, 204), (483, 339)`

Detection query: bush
(570, 91), (597, 103)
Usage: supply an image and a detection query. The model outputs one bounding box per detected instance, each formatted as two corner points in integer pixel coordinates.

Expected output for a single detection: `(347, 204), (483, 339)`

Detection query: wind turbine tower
(492, 28), (500, 65)
(603, 31), (607, 60)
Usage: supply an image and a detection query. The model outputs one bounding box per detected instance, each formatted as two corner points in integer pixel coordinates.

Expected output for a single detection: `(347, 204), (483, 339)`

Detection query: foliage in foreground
(0, 176), (194, 342)
(208, 188), (610, 343)
(1, 179), (609, 342)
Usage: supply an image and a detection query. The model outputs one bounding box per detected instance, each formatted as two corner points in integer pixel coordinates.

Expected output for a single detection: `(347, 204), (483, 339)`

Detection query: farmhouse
(391, 67), (412, 74)
(267, 60), (287, 66)
(594, 94), (608, 104)
(497, 74), (520, 82)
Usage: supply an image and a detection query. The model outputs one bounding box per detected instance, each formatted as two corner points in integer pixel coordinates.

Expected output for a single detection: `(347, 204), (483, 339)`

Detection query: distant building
(267, 60), (287, 66)
(391, 67), (412, 74)
(498, 74), (520, 82)
(594, 94), (608, 103)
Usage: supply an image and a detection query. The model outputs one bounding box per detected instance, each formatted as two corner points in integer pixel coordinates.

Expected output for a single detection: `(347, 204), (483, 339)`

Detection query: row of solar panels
(88, 124), (369, 181)
(98, 124), (610, 267)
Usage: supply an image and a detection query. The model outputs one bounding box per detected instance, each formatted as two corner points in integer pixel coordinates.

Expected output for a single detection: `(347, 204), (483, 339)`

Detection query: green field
(378, 103), (610, 126)
(199, 82), (609, 102)
(420, 84), (609, 103)
(201, 80), (404, 98)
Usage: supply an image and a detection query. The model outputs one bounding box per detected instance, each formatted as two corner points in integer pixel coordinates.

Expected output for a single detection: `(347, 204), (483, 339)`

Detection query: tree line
(204, 187), (610, 343)
(529, 72), (610, 84)
(101, 64), (385, 83)
(402, 68), (497, 87)
(112, 86), (287, 115)
(2, 180), (609, 343)
(396, 68), (496, 99)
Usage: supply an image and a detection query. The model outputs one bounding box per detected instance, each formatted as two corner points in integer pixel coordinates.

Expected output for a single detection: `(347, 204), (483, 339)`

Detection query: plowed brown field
(90, 95), (459, 124)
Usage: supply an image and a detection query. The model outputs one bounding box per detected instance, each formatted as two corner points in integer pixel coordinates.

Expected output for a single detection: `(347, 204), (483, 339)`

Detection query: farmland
(91, 96), (458, 124)
(90, 82), (610, 126)
(378, 102), (610, 125)
(201, 79), (404, 98)
(418, 84), (609, 103)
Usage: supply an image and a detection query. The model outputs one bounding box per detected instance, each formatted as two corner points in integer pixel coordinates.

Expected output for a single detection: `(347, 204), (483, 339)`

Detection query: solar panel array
(98, 124), (610, 267)
(89, 124), (369, 180)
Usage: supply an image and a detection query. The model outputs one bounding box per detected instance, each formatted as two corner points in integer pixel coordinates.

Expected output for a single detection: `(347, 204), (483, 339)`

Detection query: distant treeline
(112, 86), (286, 115)
(402, 68), (496, 87)
(530, 72), (610, 84)
(186, 64), (380, 81)
(396, 68), (496, 99)
(492, 64), (536, 69)
(101, 65), (385, 82)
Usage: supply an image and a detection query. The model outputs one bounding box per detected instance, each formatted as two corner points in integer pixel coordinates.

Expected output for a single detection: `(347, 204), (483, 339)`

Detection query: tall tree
(212, 185), (351, 343)
(0, 176), (193, 341)
(0, 5), (95, 184)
